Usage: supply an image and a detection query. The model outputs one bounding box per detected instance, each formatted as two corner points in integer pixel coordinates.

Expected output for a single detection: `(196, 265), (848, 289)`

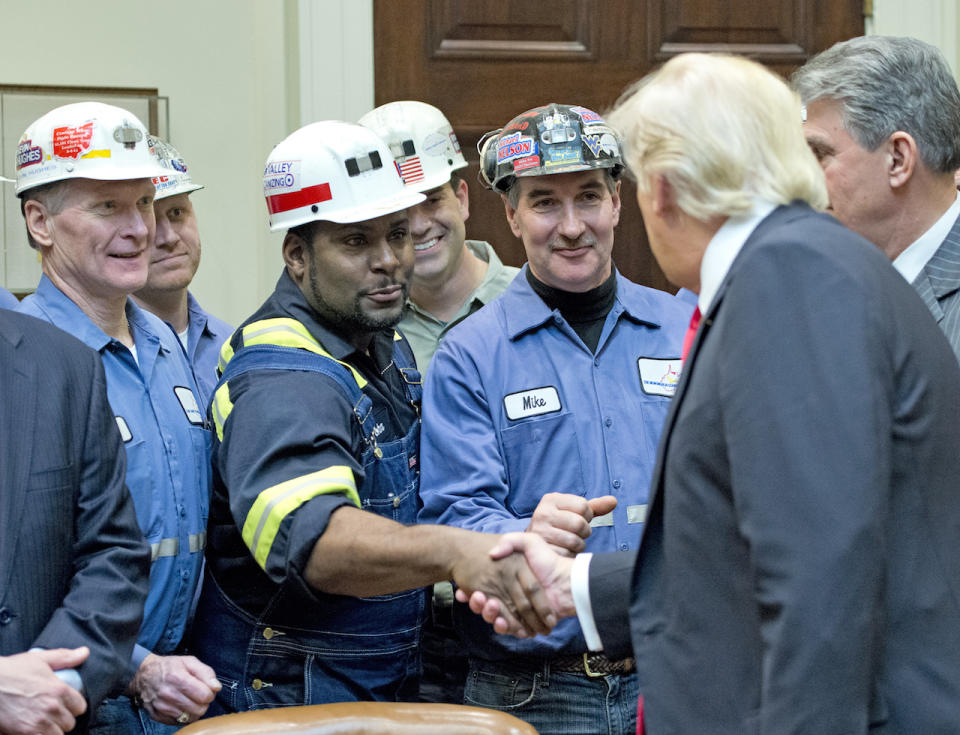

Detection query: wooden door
(374, 0), (864, 292)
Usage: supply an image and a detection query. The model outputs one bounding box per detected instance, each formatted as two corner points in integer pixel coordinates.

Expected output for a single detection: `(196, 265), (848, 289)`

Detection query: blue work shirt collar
(502, 264), (664, 340)
(29, 274), (167, 363)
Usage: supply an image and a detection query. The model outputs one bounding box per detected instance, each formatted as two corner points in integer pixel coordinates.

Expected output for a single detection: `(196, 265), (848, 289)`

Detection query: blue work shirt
(184, 292), (233, 406)
(0, 287), (18, 309)
(418, 266), (692, 659)
(18, 275), (211, 671)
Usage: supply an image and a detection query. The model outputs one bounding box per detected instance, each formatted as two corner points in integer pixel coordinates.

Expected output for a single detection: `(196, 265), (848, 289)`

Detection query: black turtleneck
(526, 267), (617, 353)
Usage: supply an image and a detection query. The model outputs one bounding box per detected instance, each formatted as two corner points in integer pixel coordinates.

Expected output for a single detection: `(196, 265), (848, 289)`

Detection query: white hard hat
(263, 120), (425, 231)
(14, 102), (169, 196)
(358, 101), (468, 193)
(150, 137), (203, 200)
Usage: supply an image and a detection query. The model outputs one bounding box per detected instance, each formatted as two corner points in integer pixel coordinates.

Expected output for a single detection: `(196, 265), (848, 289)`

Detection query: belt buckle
(582, 652), (604, 678)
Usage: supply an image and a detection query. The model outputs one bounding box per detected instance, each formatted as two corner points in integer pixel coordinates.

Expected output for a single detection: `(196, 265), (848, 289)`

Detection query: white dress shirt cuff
(571, 552), (603, 651)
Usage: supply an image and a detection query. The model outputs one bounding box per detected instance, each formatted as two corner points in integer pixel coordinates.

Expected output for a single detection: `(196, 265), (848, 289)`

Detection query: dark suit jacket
(912, 211), (960, 363)
(591, 203), (960, 734)
(0, 310), (150, 724)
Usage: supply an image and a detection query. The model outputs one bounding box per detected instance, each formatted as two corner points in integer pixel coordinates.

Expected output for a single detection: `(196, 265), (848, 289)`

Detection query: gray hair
(608, 53), (827, 221)
(791, 35), (960, 174)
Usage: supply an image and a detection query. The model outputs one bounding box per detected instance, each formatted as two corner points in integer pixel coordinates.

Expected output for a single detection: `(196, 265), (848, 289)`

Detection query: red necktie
(681, 306), (701, 361)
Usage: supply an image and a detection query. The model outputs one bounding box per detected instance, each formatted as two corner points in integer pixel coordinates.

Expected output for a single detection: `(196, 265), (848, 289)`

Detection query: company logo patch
(497, 132), (537, 163)
(16, 139), (43, 169)
(637, 358), (682, 397)
(174, 386), (205, 425)
(52, 122), (95, 159)
(503, 386), (562, 420)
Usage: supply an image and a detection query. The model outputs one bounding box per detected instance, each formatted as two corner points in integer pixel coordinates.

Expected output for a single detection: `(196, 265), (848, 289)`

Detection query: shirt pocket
(499, 412), (585, 516)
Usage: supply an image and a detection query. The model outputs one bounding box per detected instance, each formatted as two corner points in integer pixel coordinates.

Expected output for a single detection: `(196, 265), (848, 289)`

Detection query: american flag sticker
(396, 155), (424, 184)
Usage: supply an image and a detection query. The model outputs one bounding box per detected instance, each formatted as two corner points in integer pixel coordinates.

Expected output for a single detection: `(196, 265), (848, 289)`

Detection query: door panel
(374, 0), (864, 292)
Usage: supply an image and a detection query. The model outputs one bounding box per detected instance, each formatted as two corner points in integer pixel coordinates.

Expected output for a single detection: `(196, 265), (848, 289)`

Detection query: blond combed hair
(607, 53), (827, 221)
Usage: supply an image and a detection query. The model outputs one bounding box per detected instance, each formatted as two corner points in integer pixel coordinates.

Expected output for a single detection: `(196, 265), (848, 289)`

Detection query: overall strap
(391, 330), (423, 408)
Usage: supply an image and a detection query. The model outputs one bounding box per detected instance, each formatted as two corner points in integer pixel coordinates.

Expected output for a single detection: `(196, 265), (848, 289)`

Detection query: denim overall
(194, 341), (426, 712)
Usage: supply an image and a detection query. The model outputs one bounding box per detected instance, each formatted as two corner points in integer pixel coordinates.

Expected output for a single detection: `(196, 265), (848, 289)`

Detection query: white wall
(0, 0), (293, 325)
(869, 0), (959, 72)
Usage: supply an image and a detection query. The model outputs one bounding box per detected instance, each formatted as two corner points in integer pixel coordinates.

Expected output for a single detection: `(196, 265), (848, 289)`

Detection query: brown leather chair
(178, 702), (539, 734)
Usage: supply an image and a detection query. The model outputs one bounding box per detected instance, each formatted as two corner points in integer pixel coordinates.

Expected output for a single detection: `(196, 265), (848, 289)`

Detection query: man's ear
(887, 131), (918, 190)
(23, 199), (55, 249)
(501, 193), (522, 238)
(454, 177), (470, 223)
(610, 179), (622, 229)
(652, 174), (679, 220)
(282, 231), (309, 285)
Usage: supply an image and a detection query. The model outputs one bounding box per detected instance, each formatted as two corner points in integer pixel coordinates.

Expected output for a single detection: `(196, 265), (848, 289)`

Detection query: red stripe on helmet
(266, 183), (332, 214)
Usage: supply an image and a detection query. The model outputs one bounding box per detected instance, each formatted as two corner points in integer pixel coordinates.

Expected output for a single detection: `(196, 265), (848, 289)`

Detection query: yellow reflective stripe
(218, 339), (235, 376)
(236, 318), (367, 389)
(393, 330), (402, 341)
(242, 466), (361, 570)
(211, 382), (233, 442)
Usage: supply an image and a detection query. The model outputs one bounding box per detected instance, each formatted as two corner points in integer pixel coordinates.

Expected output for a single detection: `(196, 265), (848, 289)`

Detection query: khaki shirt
(400, 240), (519, 373)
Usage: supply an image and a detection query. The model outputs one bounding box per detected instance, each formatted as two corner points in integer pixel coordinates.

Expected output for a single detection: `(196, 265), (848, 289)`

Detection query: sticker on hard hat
(53, 123), (95, 160)
(263, 160), (300, 193)
(396, 155), (424, 184)
(582, 134), (620, 159)
(266, 183), (332, 215)
(513, 155), (540, 172)
(570, 106), (602, 123)
(497, 133), (537, 163)
(16, 140), (43, 169)
(449, 131), (461, 154)
(421, 132), (448, 157)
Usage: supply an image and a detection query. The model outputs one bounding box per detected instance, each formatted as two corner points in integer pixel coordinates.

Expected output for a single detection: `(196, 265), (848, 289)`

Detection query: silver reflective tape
(150, 537), (178, 561)
(627, 504), (647, 524)
(189, 532), (206, 553)
(588, 504), (648, 528)
(151, 533), (206, 561)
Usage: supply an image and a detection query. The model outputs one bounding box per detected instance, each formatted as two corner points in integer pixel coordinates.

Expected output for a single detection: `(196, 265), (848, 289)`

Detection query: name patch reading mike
(503, 386), (562, 420)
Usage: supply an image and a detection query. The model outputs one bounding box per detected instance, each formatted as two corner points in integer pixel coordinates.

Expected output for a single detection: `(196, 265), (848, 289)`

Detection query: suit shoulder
(0, 309), (99, 361)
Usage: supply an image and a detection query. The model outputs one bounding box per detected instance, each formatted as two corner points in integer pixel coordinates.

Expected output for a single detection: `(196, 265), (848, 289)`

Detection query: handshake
(450, 493), (616, 638)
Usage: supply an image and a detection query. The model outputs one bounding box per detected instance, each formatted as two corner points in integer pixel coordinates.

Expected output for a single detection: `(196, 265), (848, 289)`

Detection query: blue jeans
(464, 658), (638, 735)
(89, 696), (180, 735)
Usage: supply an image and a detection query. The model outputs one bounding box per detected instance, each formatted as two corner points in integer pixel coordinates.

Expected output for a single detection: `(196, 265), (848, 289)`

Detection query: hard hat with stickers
(149, 137), (203, 200)
(478, 103), (625, 193)
(262, 120), (425, 231)
(358, 101), (468, 193)
(13, 102), (169, 196)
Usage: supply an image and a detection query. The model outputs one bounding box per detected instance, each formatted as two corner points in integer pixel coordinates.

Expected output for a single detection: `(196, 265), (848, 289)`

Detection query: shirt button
(613, 479), (621, 489)
(619, 543), (629, 551)
(554, 315), (563, 326)
(393, 496), (401, 508)
(594, 358), (600, 367)
(0, 608), (11, 625)
(252, 678), (264, 690)
(604, 417), (612, 427)
(263, 627), (275, 640)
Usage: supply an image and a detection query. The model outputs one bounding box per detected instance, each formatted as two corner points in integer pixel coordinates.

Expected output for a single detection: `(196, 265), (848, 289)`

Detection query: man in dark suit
(0, 309), (150, 734)
(792, 36), (960, 362)
(467, 52), (960, 733)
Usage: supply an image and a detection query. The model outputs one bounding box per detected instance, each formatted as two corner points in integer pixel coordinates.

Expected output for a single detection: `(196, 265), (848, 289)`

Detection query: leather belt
(551, 652), (635, 677)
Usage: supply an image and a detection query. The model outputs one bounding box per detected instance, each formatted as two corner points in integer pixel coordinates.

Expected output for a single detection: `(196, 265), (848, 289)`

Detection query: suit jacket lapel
(0, 318), (37, 599)
(913, 214), (960, 322)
